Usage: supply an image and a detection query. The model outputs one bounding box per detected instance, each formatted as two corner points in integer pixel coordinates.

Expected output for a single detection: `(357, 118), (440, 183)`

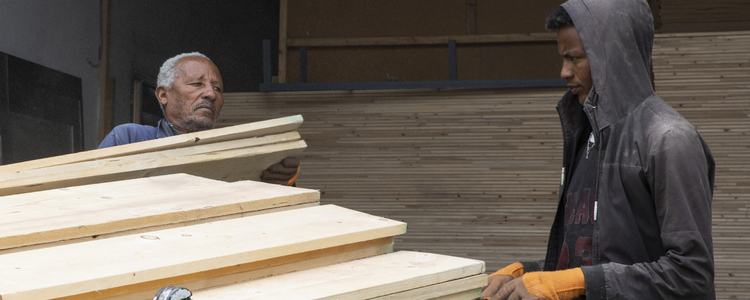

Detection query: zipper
(584, 101), (603, 265)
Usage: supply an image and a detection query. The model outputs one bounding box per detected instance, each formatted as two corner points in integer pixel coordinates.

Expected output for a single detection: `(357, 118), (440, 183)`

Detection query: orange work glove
(260, 157), (300, 186)
(490, 262), (525, 278)
(482, 263), (525, 299)
(521, 267), (585, 300)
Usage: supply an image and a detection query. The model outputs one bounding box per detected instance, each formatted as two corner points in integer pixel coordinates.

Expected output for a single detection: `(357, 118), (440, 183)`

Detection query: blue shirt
(98, 119), (179, 149)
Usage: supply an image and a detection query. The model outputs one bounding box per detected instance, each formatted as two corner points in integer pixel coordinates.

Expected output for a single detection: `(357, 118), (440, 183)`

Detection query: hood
(560, 0), (655, 130)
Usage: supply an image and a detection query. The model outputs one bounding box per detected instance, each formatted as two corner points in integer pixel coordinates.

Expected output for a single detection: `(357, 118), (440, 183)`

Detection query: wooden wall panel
(287, 0), (467, 39)
(459, 44), (560, 80)
(287, 46), (451, 83)
(658, 0), (750, 33)
(286, 43), (560, 83)
(282, 1), (564, 83)
(475, 0), (563, 34)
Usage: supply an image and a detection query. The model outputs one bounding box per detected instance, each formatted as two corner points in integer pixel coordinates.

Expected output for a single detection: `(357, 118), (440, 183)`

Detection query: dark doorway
(0, 53), (83, 164)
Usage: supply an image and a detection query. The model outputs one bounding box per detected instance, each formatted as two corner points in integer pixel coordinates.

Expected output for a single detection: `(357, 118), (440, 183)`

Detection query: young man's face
(156, 56), (224, 134)
(557, 25), (592, 105)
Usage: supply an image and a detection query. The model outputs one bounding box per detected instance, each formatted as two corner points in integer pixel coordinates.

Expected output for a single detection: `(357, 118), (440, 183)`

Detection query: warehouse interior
(0, 0), (749, 298)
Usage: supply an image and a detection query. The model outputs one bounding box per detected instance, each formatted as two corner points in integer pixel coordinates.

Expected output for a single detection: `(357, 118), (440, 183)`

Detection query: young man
(481, 0), (715, 299)
(99, 52), (299, 186)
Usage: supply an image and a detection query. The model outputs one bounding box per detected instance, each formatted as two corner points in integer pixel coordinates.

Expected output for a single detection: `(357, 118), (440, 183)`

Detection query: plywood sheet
(0, 205), (407, 300)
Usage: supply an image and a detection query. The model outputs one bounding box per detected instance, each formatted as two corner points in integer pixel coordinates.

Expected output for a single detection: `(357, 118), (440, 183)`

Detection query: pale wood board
(368, 275), (485, 300)
(0, 131), (301, 181)
(0, 115), (303, 174)
(0, 173), (222, 209)
(0, 176), (320, 251)
(425, 289), (482, 300)
(192, 251), (485, 300)
(0, 205), (406, 300)
(0, 139), (307, 196)
(0, 201), (320, 256)
(93, 237), (395, 300)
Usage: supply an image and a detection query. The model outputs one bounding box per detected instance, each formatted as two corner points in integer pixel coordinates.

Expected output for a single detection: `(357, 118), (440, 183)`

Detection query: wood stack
(0, 116), (487, 299)
(0, 115), (307, 196)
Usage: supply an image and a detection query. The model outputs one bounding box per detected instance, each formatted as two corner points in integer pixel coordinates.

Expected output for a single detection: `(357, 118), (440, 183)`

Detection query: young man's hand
(481, 262), (525, 299)
(486, 277), (546, 300)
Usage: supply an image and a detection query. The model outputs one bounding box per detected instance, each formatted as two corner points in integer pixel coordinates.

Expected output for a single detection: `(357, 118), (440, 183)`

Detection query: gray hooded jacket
(523, 0), (716, 299)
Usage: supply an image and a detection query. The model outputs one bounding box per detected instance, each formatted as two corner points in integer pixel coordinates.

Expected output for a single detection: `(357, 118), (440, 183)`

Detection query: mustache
(193, 101), (216, 113)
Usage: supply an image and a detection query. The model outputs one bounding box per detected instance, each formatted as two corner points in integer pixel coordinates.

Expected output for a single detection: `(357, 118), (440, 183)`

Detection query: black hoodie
(529, 0), (716, 299)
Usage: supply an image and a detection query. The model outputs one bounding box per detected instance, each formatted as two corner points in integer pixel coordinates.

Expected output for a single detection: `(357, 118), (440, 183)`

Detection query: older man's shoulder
(98, 123), (159, 149)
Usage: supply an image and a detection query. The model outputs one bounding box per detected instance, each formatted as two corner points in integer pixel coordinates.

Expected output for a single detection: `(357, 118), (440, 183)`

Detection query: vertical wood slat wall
(218, 31), (750, 299)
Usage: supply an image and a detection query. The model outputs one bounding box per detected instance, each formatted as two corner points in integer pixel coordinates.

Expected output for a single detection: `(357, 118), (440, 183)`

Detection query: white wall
(0, 0), (101, 150)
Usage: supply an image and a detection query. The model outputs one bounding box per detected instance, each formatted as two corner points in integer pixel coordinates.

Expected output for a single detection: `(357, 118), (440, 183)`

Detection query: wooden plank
(0, 138), (307, 196)
(370, 275), (485, 300)
(0, 205), (407, 300)
(94, 237), (395, 300)
(0, 173), (221, 209)
(0, 114), (303, 174)
(192, 251), (484, 300)
(0, 175), (319, 251)
(286, 32), (557, 48)
(0, 131), (301, 181)
(426, 289), (483, 300)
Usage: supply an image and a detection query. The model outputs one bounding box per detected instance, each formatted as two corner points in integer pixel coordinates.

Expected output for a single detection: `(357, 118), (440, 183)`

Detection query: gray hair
(156, 52), (211, 89)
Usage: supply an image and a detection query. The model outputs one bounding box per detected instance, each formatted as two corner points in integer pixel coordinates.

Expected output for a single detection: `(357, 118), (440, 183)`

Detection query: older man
(481, 0), (715, 299)
(99, 52), (299, 186)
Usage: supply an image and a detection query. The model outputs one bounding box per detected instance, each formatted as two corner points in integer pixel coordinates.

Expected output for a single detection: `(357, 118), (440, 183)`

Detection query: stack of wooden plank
(0, 117), (487, 299)
(0, 115), (307, 196)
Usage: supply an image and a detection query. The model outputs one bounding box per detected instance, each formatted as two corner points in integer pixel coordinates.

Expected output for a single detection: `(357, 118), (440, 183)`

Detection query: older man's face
(157, 56), (224, 134)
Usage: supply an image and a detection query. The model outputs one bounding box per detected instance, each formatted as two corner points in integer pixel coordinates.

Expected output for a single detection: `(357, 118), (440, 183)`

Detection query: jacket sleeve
(586, 128), (715, 299)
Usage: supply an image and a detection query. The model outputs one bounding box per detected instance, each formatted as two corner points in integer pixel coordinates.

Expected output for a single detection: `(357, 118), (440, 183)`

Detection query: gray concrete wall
(0, 0), (101, 150)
